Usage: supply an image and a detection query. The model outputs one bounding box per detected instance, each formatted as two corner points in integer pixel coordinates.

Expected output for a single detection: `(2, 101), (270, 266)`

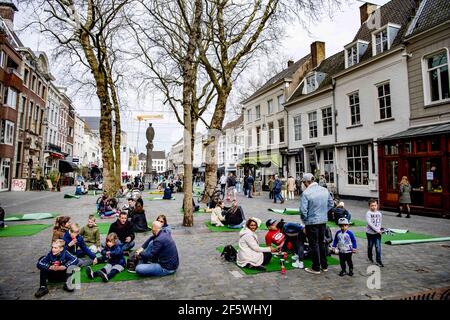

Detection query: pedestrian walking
(300, 173), (334, 274)
(219, 174), (227, 199)
(287, 175), (296, 200)
(247, 174), (254, 198)
(268, 176), (274, 200)
(398, 176), (412, 218)
(273, 175), (284, 204)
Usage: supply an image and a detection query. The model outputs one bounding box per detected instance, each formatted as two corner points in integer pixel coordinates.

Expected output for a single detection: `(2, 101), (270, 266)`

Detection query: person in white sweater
(365, 199), (384, 267)
(211, 200), (226, 227)
(237, 218), (277, 271)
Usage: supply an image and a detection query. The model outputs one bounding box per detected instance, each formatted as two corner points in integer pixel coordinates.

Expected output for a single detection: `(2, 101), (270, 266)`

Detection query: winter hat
(337, 201), (345, 208)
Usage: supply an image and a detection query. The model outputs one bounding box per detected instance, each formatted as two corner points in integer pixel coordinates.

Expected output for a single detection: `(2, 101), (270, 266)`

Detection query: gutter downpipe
(332, 78), (339, 197)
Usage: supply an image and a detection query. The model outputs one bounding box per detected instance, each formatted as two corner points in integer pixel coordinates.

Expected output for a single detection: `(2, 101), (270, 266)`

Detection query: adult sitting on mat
(237, 218), (277, 271)
(330, 202), (352, 225)
(162, 187), (173, 200)
(211, 200), (226, 227)
(133, 221), (179, 277)
(98, 194), (117, 218)
(131, 199), (150, 232)
(108, 212), (135, 253)
(156, 214), (171, 233)
(223, 200), (245, 229)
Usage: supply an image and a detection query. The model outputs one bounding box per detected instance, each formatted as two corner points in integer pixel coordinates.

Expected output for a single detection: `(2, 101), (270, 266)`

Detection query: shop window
(347, 144), (369, 185)
(426, 159), (442, 192)
(404, 141), (412, 154)
(384, 143), (399, 155)
(430, 138), (440, 152)
(415, 139), (427, 153)
(386, 160), (398, 192)
(323, 149), (335, 183)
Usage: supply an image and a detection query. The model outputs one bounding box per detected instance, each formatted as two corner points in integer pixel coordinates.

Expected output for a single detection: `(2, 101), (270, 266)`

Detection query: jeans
(366, 233), (382, 263)
(119, 240), (135, 252)
(236, 183), (241, 193)
(273, 191), (283, 203)
(283, 223), (305, 261)
(136, 262), (176, 277)
(228, 221), (245, 229)
(247, 186), (253, 198)
(305, 224), (328, 271)
(339, 252), (353, 272)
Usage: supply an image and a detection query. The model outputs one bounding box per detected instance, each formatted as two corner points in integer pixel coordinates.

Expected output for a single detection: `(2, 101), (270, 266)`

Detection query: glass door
(1, 159), (11, 191)
(408, 158), (424, 206)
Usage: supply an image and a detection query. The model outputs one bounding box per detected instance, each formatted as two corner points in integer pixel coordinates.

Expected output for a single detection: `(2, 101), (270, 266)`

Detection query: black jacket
(108, 220), (135, 243)
(131, 209), (150, 232)
(224, 206), (245, 226)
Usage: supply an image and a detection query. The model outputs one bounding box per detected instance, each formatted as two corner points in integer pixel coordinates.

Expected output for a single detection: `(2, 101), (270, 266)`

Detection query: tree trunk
(202, 90), (230, 203)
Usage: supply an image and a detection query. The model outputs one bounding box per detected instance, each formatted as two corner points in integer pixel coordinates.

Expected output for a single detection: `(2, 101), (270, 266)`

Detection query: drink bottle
(283, 252), (288, 260)
(280, 259), (286, 275)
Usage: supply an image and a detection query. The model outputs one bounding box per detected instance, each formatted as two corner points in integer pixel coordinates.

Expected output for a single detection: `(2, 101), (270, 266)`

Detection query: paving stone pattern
(0, 187), (449, 300)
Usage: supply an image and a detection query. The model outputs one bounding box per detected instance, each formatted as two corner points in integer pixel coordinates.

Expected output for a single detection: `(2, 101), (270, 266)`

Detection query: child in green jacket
(80, 215), (101, 253)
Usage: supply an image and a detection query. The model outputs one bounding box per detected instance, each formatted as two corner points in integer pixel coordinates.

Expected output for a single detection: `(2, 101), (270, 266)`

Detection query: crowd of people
(34, 191), (180, 298)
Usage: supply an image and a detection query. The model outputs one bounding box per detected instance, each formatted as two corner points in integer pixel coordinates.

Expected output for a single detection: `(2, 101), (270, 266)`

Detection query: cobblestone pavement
(1, 187), (449, 300)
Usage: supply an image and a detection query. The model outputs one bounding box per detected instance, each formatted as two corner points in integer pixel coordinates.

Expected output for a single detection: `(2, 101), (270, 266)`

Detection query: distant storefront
(378, 123), (450, 217)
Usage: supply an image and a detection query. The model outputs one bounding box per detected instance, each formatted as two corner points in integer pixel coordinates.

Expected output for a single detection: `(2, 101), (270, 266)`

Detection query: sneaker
(377, 262), (384, 267)
(406, 215), (410, 218)
(63, 283), (74, 292)
(292, 260), (304, 269)
(98, 270), (109, 282)
(291, 254), (299, 261)
(86, 266), (94, 279)
(34, 286), (49, 298)
(339, 270), (347, 277)
(127, 269), (137, 274)
(396, 214), (402, 217)
(321, 268), (328, 272)
(304, 268), (321, 275)
(348, 269), (354, 276)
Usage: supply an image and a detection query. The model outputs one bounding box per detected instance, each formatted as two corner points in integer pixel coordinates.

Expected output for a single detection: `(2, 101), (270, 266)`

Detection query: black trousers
(338, 252), (353, 272)
(0, 207), (5, 227)
(262, 252), (272, 266)
(39, 269), (68, 287)
(269, 191), (273, 199)
(305, 224), (328, 271)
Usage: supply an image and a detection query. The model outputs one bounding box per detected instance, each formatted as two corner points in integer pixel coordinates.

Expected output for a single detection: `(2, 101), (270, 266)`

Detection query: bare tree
(19, 0), (132, 195)
(197, 0), (340, 201)
(126, 0), (210, 226)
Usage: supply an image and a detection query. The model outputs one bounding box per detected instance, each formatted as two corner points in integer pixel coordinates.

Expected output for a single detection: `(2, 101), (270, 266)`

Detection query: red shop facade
(378, 123), (450, 217)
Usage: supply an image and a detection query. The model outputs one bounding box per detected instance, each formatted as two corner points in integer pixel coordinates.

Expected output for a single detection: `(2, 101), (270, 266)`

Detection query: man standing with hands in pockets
(300, 173), (334, 274)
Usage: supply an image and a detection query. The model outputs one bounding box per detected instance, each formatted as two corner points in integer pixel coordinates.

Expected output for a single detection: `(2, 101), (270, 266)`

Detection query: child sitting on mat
(52, 216), (71, 242)
(35, 239), (79, 298)
(211, 200), (226, 227)
(86, 232), (126, 282)
(332, 218), (357, 276)
(80, 215), (101, 253)
(63, 223), (98, 267)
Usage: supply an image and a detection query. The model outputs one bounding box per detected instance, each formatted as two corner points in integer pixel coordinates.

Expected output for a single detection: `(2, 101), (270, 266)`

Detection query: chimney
(310, 41), (325, 68)
(287, 60), (294, 67)
(359, 2), (378, 25)
(0, 1), (18, 30)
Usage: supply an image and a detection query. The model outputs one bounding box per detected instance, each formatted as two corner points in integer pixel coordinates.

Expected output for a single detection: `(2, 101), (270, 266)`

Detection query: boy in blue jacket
(63, 223), (98, 267)
(86, 232), (125, 282)
(332, 218), (357, 276)
(35, 239), (79, 298)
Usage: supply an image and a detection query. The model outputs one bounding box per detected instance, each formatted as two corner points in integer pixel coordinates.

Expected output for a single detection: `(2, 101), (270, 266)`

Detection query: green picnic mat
(205, 221), (268, 232)
(0, 224), (52, 237)
(5, 212), (59, 222)
(146, 197), (175, 201)
(64, 193), (80, 199)
(353, 231), (436, 244)
(268, 208), (300, 215)
(79, 263), (141, 283)
(87, 190), (100, 196)
(216, 246), (339, 275)
(326, 219), (366, 228)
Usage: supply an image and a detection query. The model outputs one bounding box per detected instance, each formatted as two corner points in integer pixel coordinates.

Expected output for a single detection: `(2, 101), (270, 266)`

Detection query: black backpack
(221, 245), (237, 262)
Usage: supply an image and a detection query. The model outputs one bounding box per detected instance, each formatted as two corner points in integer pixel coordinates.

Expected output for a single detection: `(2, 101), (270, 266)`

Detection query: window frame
(277, 94), (284, 111)
(255, 105), (261, 120)
(278, 119), (285, 143)
(268, 121), (274, 145)
(344, 40), (369, 68)
(267, 99), (273, 115)
(348, 91), (361, 126)
(376, 81), (392, 120)
(422, 48), (450, 105)
(256, 126), (261, 146)
(293, 115), (302, 141)
(346, 144), (369, 186)
(3, 87), (17, 109)
(0, 120), (15, 145)
(322, 106), (333, 136)
(371, 23), (401, 56)
(308, 111), (318, 138)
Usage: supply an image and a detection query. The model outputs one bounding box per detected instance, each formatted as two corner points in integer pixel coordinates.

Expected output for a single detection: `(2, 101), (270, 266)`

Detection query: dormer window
(302, 72), (327, 94)
(344, 40), (369, 68)
(372, 24), (400, 56)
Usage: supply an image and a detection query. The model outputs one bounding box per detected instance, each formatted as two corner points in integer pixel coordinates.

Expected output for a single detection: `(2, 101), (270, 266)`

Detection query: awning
(378, 123), (450, 141)
(240, 154), (280, 167)
(59, 160), (78, 173)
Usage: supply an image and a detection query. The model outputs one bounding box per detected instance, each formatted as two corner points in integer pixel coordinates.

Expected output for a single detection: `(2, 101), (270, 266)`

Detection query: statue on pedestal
(145, 123), (155, 186)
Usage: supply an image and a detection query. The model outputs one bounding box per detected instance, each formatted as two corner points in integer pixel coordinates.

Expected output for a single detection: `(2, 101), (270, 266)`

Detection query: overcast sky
(14, 0), (390, 154)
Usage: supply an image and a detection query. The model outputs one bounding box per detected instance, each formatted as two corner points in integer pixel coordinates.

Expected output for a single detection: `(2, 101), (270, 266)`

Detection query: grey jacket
(300, 182), (334, 225)
(399, 184), (412, 204)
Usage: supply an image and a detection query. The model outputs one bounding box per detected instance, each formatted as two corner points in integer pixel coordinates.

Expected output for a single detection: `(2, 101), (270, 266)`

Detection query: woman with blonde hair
(398, 176), (412, 218)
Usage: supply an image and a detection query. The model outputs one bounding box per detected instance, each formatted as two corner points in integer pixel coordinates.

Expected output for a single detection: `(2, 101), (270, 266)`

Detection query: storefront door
(408, 158), (424, 207)
(407, 157), (443, 208)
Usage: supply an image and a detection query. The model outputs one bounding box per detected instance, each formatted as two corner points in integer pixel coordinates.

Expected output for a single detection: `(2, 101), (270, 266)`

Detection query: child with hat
(331, 218), (357, 276)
